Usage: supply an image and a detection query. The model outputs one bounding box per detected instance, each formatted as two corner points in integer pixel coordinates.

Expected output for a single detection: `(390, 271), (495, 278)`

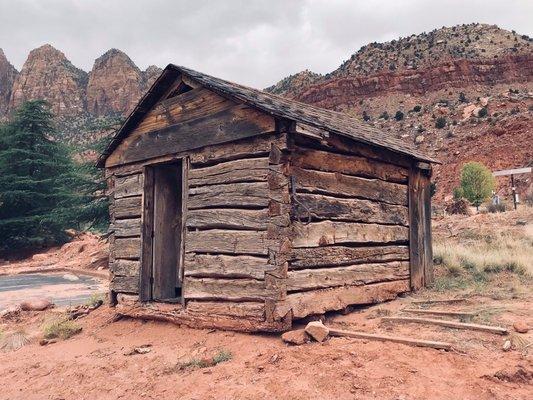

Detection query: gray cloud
(0, 0), (531, 87)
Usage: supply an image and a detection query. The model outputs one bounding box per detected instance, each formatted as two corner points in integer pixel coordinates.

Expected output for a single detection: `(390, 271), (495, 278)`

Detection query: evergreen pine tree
(0, 100), (107, 255)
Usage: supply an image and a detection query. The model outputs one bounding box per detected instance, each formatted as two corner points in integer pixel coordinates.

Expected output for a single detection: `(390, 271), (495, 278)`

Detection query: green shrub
(412, 105), (422, 112)
(478, 107), (488, 117)
(379, 111), (389, 120)
(460, 162), (495, 210)
(43, 317), (82, 340)
(435, 117), (447, 129)
(394, 110), (404, 121)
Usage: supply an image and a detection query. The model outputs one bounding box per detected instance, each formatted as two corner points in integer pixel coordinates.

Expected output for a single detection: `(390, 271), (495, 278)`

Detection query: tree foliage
(460, 161), (495, 209)
(0, 100), (108, 255)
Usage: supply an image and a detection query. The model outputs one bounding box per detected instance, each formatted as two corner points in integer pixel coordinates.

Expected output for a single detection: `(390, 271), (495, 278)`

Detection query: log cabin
(97, 64), (438, 332)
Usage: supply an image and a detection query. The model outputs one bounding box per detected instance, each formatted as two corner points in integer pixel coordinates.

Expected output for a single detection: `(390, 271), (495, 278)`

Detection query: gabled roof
(97, 64), (438, 167)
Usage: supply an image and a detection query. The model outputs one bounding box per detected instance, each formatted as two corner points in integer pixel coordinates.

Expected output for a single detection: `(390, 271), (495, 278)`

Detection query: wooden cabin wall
(108, 172), (143, 296)
(182, 133), (290, 327)
(273, 134), (412, 320)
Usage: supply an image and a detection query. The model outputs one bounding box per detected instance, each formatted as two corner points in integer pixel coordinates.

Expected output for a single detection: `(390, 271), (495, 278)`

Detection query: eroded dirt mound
(0, 232), (109, 275)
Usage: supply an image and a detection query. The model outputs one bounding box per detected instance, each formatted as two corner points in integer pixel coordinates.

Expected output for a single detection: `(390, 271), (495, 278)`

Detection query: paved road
(0, 273), (106, 310)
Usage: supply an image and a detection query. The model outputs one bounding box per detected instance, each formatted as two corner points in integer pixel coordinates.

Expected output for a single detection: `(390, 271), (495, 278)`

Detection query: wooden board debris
(382, 316), (508, 335)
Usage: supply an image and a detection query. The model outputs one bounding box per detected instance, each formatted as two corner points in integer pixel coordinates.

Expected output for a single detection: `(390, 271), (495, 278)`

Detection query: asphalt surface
(0, 273), (105, 310)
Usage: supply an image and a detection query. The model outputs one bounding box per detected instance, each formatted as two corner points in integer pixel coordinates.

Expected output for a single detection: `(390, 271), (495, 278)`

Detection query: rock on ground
(20, 298), (53, 311)
(305, 321), (330, 342)
(513, 321), (529, 333)
(281, 329), (311, 345)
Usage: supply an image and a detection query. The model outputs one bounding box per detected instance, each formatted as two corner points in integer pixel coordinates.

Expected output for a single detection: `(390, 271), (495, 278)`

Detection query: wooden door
(143, 161), (184, 301)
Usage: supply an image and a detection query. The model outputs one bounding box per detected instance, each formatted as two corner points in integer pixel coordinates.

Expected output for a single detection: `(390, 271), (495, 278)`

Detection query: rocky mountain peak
(86, 48), (143, 115)
(143, 65), (163, 87)
(9, 43), (87, 116)
(0, 48), (18, 117)
(265, 69), (322, 97)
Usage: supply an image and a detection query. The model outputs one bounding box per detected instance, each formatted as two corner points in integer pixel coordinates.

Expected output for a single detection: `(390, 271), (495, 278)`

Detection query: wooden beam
(289, 245), (410, 270)
(186, 208), (269, 230)
(274, 280), (409, 319)
(108, 104), (275, 166)
(292, 221), (408, 248)
(139, 167), (154, 301)
(184, 253), (274, 280)
(188, 182), (270, 209)
(292, 193), (409, 226)
(292, 167), (408, 206)
(411, 298), (467, 305)
(188, 157), (270, 186)
(185, 230), (272, 255)
(292, 147), (408, 183)
(287, 261), (409, 291)
(403, 309), (476, 318)
(382, 317), (508, 335)
(328, 328), (452, 350)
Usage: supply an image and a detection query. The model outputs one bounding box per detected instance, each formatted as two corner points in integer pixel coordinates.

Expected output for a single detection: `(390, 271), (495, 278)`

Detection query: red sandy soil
(0, 290), (531, 400)
(0, 232), (109, 277)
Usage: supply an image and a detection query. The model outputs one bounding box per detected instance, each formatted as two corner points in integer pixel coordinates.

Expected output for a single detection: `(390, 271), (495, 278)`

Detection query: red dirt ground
(0, 290), (531, 400)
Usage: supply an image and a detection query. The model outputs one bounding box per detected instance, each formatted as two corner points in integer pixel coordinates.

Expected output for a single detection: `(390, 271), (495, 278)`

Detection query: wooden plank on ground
(188, 157), (269, 186)
(292, 167), (408, 206)
(292, 147), (409, 183)
(184, 253), (274, 280)
(186, 208), (268, 230)
(188, 182), (269, 209)
(274, 280), (409, 319)
(185, 230), (271, 255)
(183, 277), (280, 301)
(411, 298), (467, 305)
(289, 245), (410, 269)
(403, 309), (476, 318)
(328, 328), (452, 350)
(287, 261), (409, 291)
(292, 193), (409, 225)
(382, 317), (508, 335)
(292, 221), (408, 248)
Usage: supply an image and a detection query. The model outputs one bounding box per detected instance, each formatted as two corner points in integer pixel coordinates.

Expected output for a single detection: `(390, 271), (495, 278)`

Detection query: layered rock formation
(9, 44), (87, 116)
(0, 49), (18, 117)
(1, 45), (163, 120)
(87, 49), (144, 115)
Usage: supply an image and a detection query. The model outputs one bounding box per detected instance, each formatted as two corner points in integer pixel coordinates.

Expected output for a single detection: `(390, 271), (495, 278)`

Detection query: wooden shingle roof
(98, 64), (438, 167)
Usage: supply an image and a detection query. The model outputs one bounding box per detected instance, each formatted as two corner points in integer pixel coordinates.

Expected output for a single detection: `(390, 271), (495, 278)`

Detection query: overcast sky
(0, 0), (531, 87)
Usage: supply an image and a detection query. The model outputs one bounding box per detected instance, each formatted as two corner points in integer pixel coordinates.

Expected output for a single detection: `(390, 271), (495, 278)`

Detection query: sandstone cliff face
(9, 44), (87, 117)
(0, 49), (18, 117)
(87, 49), (145, 115)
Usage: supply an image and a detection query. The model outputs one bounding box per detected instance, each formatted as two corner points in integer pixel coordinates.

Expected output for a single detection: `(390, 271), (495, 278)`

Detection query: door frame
(139, 158), (188, 302)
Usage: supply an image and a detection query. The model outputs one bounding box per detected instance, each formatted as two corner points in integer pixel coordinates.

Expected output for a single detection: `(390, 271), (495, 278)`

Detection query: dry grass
(0, 331), (30, 352)
(42, 317), (82, 340)
(432, 227), (532, 294)
(177, 349), (233, 371)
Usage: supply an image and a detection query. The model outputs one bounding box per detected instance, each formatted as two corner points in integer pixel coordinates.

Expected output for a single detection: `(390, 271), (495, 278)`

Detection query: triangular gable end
(103, 73), (276, 167)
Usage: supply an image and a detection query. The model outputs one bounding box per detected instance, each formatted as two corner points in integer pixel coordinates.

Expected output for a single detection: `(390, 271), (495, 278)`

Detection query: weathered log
(292, 193), (409, 225)
(274, 280), (409, 319)
(111, 275), (139, 294)
(183, 277), (281, 301)
(287, 261), (409, 291)
(188, 182), (269, 209)
(115, 300), (291, 332)
(111, 218), (141, 237)
(292, 221), (409, 248)
(382, 316), (508, 335)
(184, 253), (274, 279)
(112, 238), (141, 259)
(133, 87), (235, 136)
(190, 132), (287, 166)
(185, 230), (272, 255)
(292, 147), (408, 183)
(114, 174), (143, 198)
(186, 208), (269, 230)
(328, 328), (452, 350)
(113, 196), (142, 218)
(109, 104), (275, 165)
(188, 157), (270, 186)
(292, 167), (408, 205)
(403, 309), (476, 318)
(110, 259), (140, 277)
(289, 245), (409, 269)
(411, 298), (467, 305)
(186, 301), (266, 320)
